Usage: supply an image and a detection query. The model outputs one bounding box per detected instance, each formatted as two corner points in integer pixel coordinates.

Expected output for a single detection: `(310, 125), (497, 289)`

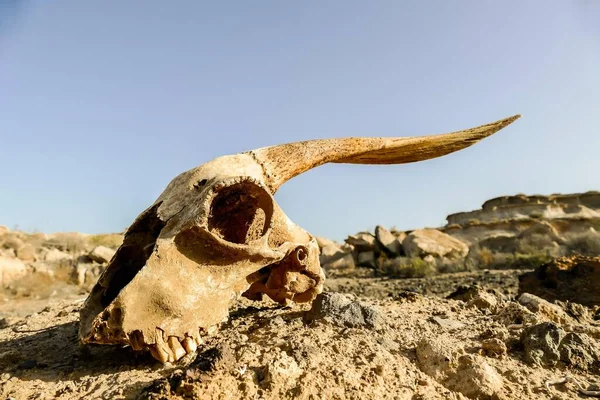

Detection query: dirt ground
(1, 270), (599, 399)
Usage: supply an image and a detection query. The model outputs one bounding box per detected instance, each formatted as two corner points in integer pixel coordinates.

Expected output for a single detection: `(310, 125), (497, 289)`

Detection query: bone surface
(78, 115), (520, 363)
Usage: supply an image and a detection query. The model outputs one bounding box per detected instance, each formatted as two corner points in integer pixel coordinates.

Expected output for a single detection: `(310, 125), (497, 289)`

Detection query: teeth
(182, 337), (197, 353)
(168, 336), (186, 361)
(129, 331), (145, 351)
(155, 329), (175, 362)
(149, 345), (169, 363)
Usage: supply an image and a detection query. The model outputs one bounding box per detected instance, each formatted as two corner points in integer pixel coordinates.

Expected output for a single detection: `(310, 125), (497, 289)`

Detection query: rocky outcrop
(0, 226), (124, 289)
(88, 246), (116, 264)
(519, 256), (600, 306)
(443, 192), (600, 246)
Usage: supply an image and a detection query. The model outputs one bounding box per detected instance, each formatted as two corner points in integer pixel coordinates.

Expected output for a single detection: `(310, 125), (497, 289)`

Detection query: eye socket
(208, 181), (273, 244)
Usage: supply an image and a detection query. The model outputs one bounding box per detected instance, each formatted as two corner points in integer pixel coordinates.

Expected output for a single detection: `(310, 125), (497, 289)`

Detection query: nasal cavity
(208, 181), (273, 244)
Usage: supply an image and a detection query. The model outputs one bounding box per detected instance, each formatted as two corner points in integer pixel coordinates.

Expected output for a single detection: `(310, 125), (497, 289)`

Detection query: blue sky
(0, 1), (599, 240)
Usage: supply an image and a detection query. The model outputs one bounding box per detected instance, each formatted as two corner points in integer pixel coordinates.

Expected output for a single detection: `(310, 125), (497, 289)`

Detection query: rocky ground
(2, 192), (600, 399)
(1, 266), (600, 400)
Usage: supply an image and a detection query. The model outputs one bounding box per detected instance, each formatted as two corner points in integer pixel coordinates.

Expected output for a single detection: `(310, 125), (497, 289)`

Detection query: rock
(304, 292), (385, 329)
(558, 332), (600, 372)
(88, 246), (116, 264)
(518, 221), (564, 244)
(445, 355), (503, 399)
(15, 244), (36, 262)
(44, 248), (73, 264)
(518, 293), (573, 325)
(1, 235), (24, 251)
(403, 229), (468, 259)
(0, 225), (8, 236)
(429, 317), (465, 330)
(447, 285), (498, 310)
(315, 236), (337, 249)
(345, 232), (379, 253)
(320, 244), (354, 269)
(0, 248), (16, 258)
(31, 262), (55, 279)
(356, 251), (377, 269)
(375, 226), (402, 255)
(519, 256), (600, 306)
(521, 322), (565, 367)
(482, 338), (507, 356)
(0, 256), (27, 287)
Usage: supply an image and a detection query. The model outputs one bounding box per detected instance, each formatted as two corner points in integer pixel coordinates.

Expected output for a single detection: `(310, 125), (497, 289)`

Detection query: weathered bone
(250, 115), (520, 192)
(79, 115), (520, 363)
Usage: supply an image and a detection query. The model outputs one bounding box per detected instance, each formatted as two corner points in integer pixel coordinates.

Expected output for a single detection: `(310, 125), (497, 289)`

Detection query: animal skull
(79, 115), (520, 362)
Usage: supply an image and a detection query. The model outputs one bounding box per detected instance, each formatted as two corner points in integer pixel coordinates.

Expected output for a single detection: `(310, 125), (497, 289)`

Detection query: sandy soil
(1, 270), (599, 399)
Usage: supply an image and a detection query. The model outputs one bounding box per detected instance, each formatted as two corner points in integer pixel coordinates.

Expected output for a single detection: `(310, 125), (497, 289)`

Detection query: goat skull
(79, 115), (520, 362)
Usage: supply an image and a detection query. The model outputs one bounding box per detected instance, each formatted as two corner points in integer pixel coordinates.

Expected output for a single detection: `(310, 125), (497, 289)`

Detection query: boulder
(0, 255), (27, 287)
(0, 225), (8, 236)
(88, 246), (116, 264)
(403, 229), (468, 259)
(374, 225), (403, 255)
(320, 244), (354, 269)
(345, 232), (379, 252)
(519, 256), (600, 306)
(44, 248), (74, 264)
(16, 243), (36, 262)
(315, 236), (337, 249)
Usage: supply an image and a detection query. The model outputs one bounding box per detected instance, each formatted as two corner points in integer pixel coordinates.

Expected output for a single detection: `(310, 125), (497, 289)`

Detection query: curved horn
(248, 114), (520, 193)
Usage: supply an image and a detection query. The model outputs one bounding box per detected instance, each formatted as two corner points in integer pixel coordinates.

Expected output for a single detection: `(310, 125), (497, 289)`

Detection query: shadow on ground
(0, 321), (157, 382)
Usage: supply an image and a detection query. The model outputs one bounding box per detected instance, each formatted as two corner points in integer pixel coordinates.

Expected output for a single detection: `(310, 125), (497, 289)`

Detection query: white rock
(403, 229), (468, 259)
(88, 246), (116, 264)
(0, 256), (27, 287)
(375, 225), (403, 255)
(44, 248), (74, 263)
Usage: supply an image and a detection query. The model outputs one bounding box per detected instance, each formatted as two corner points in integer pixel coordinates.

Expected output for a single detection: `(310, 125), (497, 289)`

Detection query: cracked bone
(78, 115), (520, 363)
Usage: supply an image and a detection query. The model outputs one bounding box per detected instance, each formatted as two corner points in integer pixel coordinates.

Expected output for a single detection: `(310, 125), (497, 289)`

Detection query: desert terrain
(1, 192), (600, 399)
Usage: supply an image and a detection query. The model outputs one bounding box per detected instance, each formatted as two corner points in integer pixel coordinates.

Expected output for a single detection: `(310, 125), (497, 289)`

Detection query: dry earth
(1, 270), (599, 400)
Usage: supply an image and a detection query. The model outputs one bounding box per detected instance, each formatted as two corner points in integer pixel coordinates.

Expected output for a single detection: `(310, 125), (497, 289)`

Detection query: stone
(519, 256), (600, 307)
(403, 229), (468, 259)
(0, 256), (27, 287)
(518, 293), (573, 325)
(345, 232), (379, 252)
(375, 225), (402, 255)
(429, 317), (465, 330)
(482, 338), (507, 356)
(304, 292), (385, 329)
(521, 322), (565, 367)
(315, 236), (337, 249)
(558, 332), (600, 372)
(447, 285), (498, 310)
(0, 225), (8, 236)
(15, 243), (36, 262)
(88, 246), (116, 264)
(44, 248), (73, 264)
